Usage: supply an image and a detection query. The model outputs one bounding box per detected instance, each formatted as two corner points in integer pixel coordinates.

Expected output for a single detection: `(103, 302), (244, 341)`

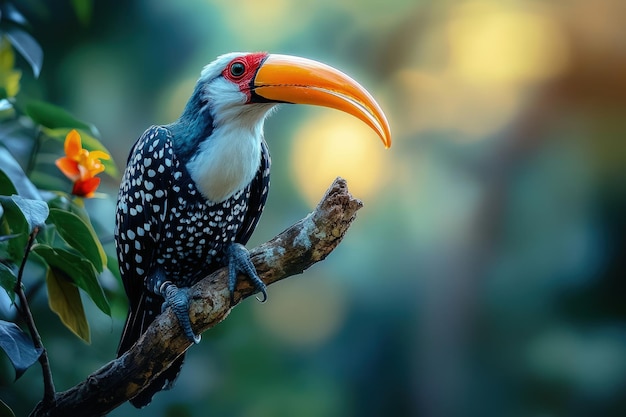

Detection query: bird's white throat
(185, 72), (276, 203)
(186, 120), (264, 203)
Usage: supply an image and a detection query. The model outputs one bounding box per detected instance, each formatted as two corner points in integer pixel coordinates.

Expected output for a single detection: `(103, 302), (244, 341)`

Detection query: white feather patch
(186, 75), (275, 203)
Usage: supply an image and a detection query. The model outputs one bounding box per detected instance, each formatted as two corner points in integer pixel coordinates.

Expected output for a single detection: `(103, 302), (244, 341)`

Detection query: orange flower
(55, 130), (110, 198)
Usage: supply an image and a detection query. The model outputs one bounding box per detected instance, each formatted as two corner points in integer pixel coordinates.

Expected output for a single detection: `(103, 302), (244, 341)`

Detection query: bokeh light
(391, 68), (525, 141)
(210, 0), (304, 48)
(289, 111), (390, 206)
(446, 1), (570, 85)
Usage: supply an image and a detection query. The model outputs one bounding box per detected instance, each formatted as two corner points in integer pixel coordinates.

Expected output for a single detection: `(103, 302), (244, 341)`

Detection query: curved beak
(252, 54), (391, 148)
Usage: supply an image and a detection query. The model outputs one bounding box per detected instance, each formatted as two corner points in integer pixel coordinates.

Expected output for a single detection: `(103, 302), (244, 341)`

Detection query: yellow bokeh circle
(290, 111), (389, 206)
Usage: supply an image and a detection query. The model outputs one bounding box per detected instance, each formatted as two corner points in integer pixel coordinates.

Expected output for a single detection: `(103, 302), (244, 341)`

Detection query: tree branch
(30, 177), (363, 417)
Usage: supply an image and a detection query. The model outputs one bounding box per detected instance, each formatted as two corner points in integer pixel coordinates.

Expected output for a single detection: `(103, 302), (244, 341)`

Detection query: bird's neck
(168, 83), (274, 203)
(185, 120), (264, 203)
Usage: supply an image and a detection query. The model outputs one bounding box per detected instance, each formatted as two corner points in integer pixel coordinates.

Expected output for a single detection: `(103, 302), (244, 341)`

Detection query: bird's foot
(159, 281), (201, 344)
(227, 243), (267, 304)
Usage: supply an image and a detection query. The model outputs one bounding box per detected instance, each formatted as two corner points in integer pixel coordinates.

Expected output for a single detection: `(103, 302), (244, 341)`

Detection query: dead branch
(30, 177), (363, 417)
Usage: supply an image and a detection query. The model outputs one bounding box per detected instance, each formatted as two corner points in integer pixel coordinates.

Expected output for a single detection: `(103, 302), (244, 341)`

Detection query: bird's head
(195, 52), (391, 148)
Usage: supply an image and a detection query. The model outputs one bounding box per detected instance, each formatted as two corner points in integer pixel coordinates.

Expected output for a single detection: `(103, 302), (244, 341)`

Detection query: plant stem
(14, 227), (56, 406)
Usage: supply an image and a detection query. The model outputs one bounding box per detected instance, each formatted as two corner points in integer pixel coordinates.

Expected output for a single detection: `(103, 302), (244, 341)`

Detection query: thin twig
(15, 226), (56, 406)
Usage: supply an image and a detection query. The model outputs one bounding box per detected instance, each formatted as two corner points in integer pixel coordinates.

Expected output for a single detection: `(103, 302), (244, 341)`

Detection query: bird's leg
(159, 282), (201, 344)
(227, 243), (267, 304)
(147, 271), (201, 344)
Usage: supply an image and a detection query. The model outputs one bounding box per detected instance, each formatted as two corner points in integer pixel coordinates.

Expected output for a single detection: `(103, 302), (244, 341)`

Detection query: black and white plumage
(115, 125), (270, 309)
(115, 53), (273, 408)
(115, 125), (270, 407)
(114, 51), (391, 408)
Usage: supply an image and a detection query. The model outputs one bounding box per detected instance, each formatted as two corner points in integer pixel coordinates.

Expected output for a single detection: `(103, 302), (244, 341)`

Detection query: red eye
(229, 61), (246, 78)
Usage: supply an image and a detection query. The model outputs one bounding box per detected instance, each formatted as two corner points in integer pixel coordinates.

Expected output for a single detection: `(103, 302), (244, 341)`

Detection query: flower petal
(77, 164), (91, 180)
(64, 130), (82, 159)
(87, 163), (105, 177)
(89, 150), (110, 161)
(55, 157), (81, 180)
(80, 154), (103, 175)
(72, 177), (100, 198)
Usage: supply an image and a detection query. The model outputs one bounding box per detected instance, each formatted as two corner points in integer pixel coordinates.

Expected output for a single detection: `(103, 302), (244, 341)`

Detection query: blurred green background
(2, 0), (626, 416)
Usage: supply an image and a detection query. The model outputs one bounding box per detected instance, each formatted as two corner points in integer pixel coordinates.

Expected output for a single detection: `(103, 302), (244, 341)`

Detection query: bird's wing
(115, 125), (175, 354)
(235, 138), (271, 245)
(115, 127), (191, 406)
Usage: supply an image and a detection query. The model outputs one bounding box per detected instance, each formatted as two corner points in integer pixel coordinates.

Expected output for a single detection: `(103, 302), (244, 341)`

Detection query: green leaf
(0, 196), (27, 260)
(0, 263), (16, 301)
(48, 208), (106, 272)
(0, 147), (41, 200)
(0, 37), (21, 98)
(47, 194), (91, 225)
(0, 195), (49, 233)
(24, 100), (97, 136)
(0, 320), (44, 379)
(0, 169), (18, 196)
(45, 268), (90, 343)
(0, 398), (15, 417)
(33, 245), (110, 316)
(3, 26), (43, 78)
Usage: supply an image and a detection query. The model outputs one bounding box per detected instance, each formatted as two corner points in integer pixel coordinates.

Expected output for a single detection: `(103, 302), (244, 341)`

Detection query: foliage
(0, 2), (42, 80)
(0, 2), (115, 415)
(0, 321), (42, 380)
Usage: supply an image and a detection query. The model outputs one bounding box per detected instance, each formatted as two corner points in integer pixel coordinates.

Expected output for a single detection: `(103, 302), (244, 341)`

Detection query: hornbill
(114, 52), (391, 407)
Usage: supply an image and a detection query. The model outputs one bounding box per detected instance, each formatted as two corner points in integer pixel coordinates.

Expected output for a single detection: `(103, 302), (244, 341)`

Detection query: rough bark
(30, 177), (363, 417)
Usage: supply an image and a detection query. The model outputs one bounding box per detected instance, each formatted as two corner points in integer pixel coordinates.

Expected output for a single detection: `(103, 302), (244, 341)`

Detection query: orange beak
(253, 54), (391, 148)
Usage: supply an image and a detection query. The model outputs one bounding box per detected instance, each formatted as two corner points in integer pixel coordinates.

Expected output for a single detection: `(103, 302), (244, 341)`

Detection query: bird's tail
(117, 292), (161, 356)
(131, 355), (186, 408)
(117, 292), (186, 408)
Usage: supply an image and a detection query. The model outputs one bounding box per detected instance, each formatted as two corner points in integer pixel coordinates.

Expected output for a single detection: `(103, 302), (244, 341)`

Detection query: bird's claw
(255, 287), (268, 303)
(227, 243), (267, 304)
(160, 281), (201, 344)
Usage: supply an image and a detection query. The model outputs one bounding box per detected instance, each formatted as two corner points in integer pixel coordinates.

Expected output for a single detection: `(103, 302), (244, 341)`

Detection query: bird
(114, 51), (391, 407)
